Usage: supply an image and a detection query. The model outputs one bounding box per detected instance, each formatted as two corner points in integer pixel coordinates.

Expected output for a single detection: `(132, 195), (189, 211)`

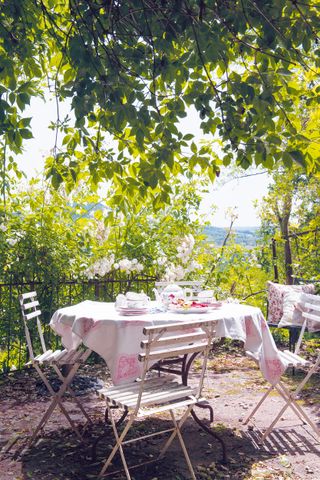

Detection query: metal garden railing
(271, 228), (320, 284)
(0, 274), (157, 374)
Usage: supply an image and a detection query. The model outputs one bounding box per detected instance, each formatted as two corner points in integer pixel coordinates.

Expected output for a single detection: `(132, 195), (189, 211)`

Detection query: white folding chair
(97, 318), (217, 479)
(19, 291), (92, 446)
(244, 293), (320, 441)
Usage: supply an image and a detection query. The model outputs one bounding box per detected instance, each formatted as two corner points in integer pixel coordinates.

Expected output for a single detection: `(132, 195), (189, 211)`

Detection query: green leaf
(277, 68), (293, 76)
(191, 142), (197, 154)
(267, 134), (282, 146)
(288, 150), (307, 168)
(19, 128), (33, 139)
(183, 134), (194, 141)
(136, 128), (145, 147)
(51, 173), (63, 189)
(283, 151), (293, 168)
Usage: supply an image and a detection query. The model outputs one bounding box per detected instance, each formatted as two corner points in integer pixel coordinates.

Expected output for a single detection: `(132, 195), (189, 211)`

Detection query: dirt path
(0, 354), (319, 479)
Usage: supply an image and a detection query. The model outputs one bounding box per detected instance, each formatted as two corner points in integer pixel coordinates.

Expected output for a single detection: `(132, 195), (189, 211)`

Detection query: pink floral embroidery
(80, 318), (94, 335)
(120, 320), (146, 328)
(265, 358), (283, 379)
(245, 316), (254, 336)
(260, 316), (268, 330)
(184, 328), (198, 333)
(115, 354), (140, 381)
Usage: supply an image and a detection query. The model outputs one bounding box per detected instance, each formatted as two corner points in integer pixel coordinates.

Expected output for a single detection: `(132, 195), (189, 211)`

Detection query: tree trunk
(280, 215), (293, 285)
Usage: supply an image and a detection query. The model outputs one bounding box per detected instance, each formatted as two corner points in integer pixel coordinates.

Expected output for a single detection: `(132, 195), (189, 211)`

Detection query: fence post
(271, 238), (279, 282)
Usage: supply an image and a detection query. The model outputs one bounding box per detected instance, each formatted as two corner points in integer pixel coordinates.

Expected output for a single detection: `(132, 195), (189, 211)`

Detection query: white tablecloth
(50, 301), (286, 385)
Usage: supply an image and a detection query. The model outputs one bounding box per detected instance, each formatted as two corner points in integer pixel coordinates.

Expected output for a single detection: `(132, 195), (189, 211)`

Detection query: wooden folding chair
(19, 291), (92, 446)
(97, 318), (217, 479)
(244, 293), (320, 441)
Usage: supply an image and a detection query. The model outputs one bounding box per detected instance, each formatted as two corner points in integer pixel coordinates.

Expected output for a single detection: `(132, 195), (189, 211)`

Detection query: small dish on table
(168, 300), (210, 314)
(117, 307), (149, 316)
(207, 301), (223, 309)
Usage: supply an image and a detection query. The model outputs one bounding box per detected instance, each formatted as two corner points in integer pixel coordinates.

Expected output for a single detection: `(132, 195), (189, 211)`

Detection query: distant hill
(203, 225), (259, 247)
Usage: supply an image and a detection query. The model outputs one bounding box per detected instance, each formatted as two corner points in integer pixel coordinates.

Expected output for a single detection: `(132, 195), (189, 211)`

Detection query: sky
(16, 97), (271, 228)
(200, 171), (270, 227)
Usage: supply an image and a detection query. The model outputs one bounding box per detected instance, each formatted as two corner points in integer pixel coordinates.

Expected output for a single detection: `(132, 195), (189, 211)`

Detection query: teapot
(153, 284), (185, 308)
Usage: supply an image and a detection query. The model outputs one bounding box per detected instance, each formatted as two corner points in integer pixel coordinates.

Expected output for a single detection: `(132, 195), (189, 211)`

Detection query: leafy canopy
(0, 0), (320, 208)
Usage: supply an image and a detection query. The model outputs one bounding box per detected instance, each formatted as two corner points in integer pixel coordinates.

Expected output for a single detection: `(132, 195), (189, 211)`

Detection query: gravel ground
(0, 352), (319, 480)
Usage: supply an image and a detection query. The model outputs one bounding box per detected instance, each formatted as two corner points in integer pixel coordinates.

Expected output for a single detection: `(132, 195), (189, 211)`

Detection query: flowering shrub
(85, 255), (144, 279)
(153, 234), (202, 282)
(0, 183), (94, 282)
(84, 233), (202, 282)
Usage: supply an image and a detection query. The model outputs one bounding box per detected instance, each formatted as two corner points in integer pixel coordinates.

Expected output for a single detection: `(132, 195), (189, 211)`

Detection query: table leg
(182, 352), (227, 463)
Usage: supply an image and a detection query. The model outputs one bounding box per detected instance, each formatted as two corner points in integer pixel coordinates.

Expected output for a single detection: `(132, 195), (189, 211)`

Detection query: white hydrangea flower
(185, 260), (201, 273)
(119, 258), (133, 273)
(7, 238), (17, 247)
(85, 254), (115, 278)
(157, 256), (167, 266)
(135, 263), (144, 272)
(162, 263), (185, 282)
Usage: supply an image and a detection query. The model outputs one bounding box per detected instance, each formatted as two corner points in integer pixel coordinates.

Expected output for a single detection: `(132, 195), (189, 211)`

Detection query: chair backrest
(136, 318), (217, 412)
(295, 293), (320, 354)
(19, 291), (46, 360)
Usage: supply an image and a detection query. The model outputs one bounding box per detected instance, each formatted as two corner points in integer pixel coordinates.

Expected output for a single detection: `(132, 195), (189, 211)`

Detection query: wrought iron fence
(271, 228), (320, 284)
(0, 275), (157, 375)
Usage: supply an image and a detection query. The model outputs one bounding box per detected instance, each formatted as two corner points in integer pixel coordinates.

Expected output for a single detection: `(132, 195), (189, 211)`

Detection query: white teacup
(115, 294), (127, 309)
(126, 299), (147, 308)
(197, 290), (214, 303)
(125, 291), (150, 308)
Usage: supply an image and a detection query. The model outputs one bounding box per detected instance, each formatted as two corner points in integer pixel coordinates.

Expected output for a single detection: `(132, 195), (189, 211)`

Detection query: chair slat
(20, 291), (37, 300)
(25, 309), (42, 320)
(34, 349), (54, 363)
(22, 300), (40, 310)
(143, 318), (216, 335)
(109, 381), (181, 404)
(140, 331), (206, 348)
(302, 311), (320, 322)
(121, 385), (195, 408)
(281, 350), (309, 367)
(103, 375), (176, 396)
(138, 397), (201, 417)
(155, 281), (202, 288)
(59, 349), (78, 364)
(139, 342), (207, 362)
(51, 349), (68, 361)
(304, 302), (320, 312)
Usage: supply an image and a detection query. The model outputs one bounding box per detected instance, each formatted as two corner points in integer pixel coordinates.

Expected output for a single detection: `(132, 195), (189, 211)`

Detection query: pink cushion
(267, 281), (315, 324)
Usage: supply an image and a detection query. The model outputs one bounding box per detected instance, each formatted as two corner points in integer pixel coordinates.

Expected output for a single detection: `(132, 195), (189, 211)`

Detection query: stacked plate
(168, 303), (210, 314)
(117, 307), (149, 316)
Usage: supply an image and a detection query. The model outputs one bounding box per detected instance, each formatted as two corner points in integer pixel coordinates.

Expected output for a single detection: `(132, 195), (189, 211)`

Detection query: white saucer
(117, 307), (149, 316)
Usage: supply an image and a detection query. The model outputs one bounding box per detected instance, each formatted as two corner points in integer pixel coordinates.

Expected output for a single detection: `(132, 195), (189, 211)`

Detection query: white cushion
(278, 290), (304, 327)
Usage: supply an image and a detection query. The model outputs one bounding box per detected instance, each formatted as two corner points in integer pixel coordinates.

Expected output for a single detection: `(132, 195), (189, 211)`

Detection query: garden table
(50, 300), (286, 463)
(50, 300), (286, 386)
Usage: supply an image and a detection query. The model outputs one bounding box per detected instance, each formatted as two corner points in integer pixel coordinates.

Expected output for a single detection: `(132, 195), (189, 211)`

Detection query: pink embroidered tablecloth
(50, 300), (286, 386)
